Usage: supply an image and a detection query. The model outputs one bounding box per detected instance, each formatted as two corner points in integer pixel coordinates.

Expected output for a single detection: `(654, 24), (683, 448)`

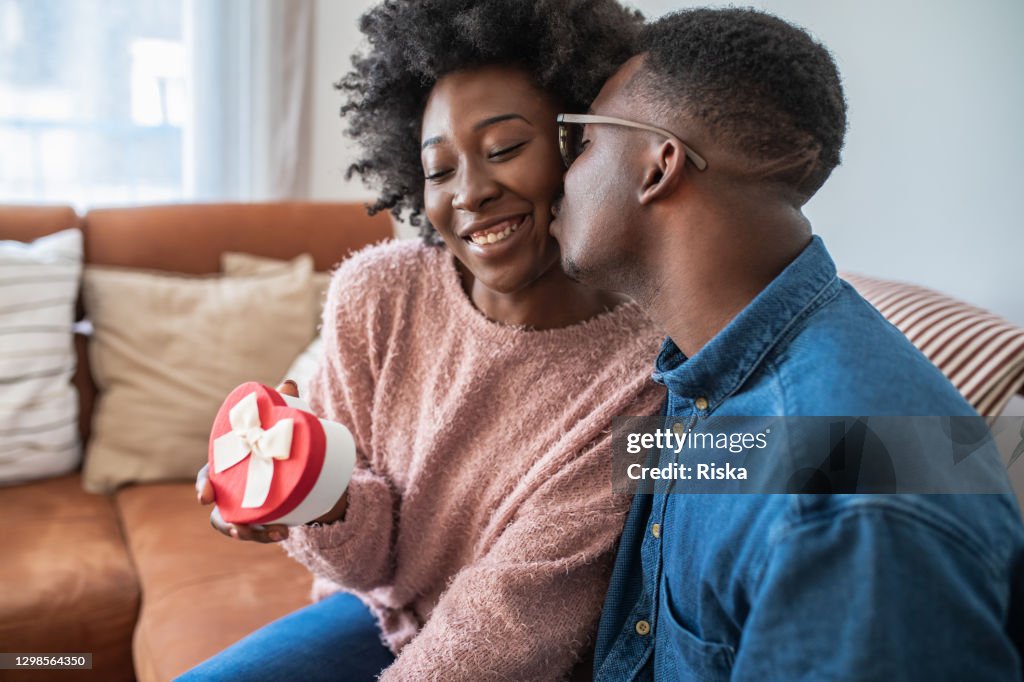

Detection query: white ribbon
(212, 391), (294, 508)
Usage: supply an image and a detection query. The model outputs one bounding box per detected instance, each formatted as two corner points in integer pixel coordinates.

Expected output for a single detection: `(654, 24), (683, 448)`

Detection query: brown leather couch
(0, 203), (392, 682)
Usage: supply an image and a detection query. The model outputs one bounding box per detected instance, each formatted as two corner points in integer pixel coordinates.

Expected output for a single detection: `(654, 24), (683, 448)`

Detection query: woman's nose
(452, 164), (500, 212)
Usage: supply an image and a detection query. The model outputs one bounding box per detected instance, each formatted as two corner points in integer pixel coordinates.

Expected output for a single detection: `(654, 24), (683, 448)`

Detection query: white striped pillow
(843, 273), (1024, 416)
(0, 229), (83, 483)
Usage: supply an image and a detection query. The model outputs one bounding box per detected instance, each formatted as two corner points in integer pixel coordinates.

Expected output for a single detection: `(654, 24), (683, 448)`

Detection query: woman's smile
(462, 214), (532, 256)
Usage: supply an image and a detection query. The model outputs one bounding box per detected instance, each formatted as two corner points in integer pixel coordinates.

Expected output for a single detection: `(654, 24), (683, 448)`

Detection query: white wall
(309, 1), (1024, 324)
(309, 0), (378, 203)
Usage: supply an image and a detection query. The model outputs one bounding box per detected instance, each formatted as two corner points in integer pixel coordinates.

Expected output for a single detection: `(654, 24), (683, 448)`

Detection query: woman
(182, 1), (661, 680)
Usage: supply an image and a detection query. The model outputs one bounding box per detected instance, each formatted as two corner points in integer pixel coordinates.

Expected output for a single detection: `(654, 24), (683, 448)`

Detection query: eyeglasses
(556, 113), (708, 171)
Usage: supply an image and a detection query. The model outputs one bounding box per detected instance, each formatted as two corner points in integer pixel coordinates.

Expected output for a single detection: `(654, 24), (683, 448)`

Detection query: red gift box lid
(208, 381), (326, 525)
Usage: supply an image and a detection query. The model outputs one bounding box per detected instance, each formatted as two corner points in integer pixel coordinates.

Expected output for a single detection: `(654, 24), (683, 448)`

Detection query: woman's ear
(639, 139), (684, 205)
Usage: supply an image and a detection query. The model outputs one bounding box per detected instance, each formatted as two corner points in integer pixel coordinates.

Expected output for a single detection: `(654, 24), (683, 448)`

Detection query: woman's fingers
(278, 379), (299, 398)
(196, 463), (214, 505)
(210, 506), (289, 543)
(210, 505), (231, 534)
(232, 523), (290, 543)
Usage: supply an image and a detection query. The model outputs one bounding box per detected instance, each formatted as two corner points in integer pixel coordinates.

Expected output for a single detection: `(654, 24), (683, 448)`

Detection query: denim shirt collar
(652, 235), (840, 408)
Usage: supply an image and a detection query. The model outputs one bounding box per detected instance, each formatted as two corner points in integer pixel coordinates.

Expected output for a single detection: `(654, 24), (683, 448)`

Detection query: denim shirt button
(635, 620), (652, 636)
(695, 396), (709, 410)
(651, 523), (661, 539)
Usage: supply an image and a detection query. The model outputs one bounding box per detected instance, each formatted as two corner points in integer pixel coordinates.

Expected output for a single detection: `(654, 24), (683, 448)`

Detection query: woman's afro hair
(339, 0), (643, 242)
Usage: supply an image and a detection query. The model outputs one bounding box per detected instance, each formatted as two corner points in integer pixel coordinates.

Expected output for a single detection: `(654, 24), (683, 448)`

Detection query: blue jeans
(175, 592), (395, 681)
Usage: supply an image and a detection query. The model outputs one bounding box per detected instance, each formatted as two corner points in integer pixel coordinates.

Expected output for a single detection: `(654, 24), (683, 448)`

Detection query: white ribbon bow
(212, 392), (294, 508)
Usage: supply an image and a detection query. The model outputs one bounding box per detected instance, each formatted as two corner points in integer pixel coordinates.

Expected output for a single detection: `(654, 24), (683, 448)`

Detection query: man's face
(550, 55), (648, 290)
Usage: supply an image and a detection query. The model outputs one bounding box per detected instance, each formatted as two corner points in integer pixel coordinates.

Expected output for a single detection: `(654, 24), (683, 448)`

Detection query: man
(550, 8), (1024, 681)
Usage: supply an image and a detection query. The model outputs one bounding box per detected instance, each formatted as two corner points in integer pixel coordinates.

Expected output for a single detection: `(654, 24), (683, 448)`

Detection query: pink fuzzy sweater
(281, 240), (664, 681)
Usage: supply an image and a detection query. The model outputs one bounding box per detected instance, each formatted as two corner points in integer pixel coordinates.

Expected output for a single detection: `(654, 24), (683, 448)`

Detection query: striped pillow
(843, 273), (1024, 416)
(0, 229), (83, 483)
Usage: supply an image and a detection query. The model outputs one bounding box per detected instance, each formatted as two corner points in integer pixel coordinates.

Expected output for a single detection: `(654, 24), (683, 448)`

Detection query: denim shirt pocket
(654, 592), (735, 681)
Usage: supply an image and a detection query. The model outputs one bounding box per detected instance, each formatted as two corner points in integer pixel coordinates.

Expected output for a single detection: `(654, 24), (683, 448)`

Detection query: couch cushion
(80, 255), (316, 493)
(116, 482), (312, 682)
(0, 475), (139, 682)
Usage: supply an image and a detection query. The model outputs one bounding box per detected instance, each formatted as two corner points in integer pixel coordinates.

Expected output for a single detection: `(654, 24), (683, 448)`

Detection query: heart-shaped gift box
(208, 381), (355, 526)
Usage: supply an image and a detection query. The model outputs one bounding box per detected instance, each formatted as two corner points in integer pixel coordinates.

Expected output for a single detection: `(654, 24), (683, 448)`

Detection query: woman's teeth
(469, 218), (522, 245)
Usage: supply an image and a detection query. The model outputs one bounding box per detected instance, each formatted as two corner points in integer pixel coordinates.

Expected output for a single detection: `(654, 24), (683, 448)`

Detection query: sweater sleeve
(379, 432), (630, 682)
(280, 249), (399, 592)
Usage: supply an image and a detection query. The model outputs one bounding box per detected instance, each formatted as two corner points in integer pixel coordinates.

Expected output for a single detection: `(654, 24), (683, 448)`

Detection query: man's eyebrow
(422, 113), (532, 150)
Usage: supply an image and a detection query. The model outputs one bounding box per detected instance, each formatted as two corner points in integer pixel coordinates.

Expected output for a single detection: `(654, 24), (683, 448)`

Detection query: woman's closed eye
(425, 168), (452, 182)
(424, 140), (529, 181)
(488, 140), (528, 159)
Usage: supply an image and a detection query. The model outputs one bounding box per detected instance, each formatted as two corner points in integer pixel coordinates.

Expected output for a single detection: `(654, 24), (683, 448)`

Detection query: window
(0, 0), (314, 208)
(0, 0), (188, 207)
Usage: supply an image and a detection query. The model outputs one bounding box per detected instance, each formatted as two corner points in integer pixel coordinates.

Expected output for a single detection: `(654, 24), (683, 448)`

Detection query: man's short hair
(631, 8), (847, 200)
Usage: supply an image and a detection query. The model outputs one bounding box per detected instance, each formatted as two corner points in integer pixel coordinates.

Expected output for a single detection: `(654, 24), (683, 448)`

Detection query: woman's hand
(196, 379), (350, 543)
(196, 462), (290, 542)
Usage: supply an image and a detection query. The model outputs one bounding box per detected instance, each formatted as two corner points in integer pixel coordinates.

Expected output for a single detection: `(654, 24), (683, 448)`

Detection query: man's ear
(638, 139), (684, 206)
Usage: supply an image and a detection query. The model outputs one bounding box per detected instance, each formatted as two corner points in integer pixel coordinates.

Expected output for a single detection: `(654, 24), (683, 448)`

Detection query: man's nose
(551, 189), (564, 217)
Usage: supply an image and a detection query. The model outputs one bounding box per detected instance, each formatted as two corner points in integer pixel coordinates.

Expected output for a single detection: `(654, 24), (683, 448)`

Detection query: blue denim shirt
(594, 236), (1024, 681)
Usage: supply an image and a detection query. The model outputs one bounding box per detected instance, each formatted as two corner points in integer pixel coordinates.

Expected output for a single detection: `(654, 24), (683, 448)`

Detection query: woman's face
(421, 65), (565, 294)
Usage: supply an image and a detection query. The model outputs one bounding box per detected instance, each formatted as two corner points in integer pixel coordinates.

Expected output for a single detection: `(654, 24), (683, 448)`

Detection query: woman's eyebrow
(473, 113), (532, 131)
(422, 113), (532, 150)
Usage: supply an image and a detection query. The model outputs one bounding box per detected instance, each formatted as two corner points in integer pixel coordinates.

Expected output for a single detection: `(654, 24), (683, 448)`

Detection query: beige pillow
(222, 252), (331, 404)
(81, 255), (316, 493)
(221, 251), (331, 321)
